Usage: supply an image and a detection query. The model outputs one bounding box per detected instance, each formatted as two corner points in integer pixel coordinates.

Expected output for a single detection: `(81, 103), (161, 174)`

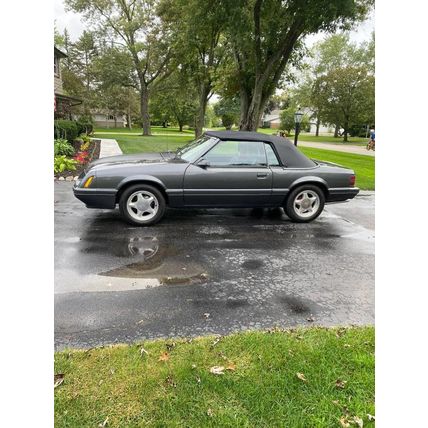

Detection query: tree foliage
(219, 0), (373, 131)
(214, 97), (240, 129)
(312, 66), (374, 141)
(65, 0), (173, 135)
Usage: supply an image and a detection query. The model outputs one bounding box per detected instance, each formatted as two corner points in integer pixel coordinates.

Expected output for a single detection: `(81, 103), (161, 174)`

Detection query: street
(55, 181), (374, 350)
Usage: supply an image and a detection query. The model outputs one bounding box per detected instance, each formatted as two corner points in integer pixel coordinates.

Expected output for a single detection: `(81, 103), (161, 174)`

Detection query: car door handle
(257, 172), (268, 178)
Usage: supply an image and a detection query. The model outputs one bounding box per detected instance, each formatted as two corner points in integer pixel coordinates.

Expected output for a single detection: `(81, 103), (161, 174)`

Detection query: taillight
(349, 175), (356, 186)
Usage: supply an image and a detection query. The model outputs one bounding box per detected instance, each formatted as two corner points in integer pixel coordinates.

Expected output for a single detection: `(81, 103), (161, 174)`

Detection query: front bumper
(326, 187), (360, 203)
(73, 185), (117, 209)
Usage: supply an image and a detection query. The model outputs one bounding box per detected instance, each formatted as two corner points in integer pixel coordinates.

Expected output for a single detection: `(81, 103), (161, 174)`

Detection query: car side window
(203, 140), (267, 167)
(264, 144), (280, 166)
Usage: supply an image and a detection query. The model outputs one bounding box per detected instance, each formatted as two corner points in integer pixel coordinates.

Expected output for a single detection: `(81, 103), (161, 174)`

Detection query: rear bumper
(73, 186), (117, 209)
(326, 187), (360, 203)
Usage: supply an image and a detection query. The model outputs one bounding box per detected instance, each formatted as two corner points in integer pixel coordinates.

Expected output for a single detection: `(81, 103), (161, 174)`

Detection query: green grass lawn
(94, 129), (374, 190)
(95, 126), (194, 135)
(55, 326), (374, 428)
(95, 132), (193, 154)
(299, 147), (375, 190)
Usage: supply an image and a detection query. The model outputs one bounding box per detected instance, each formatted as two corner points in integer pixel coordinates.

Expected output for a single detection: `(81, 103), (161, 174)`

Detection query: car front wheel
(284, 185), (325, 223)
(119, 184), (166, 226)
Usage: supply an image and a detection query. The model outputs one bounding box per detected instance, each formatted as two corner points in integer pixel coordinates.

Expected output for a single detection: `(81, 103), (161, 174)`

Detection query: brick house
(54, 46), (81, 119)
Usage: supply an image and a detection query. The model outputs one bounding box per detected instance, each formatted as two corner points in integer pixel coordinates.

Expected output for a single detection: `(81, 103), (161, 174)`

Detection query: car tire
(119, 184), (166, 226)
(284, 184), (325, 223)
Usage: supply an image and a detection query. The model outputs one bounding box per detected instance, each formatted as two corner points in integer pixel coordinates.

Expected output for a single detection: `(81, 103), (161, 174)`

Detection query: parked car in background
(73, 131), (359, 226)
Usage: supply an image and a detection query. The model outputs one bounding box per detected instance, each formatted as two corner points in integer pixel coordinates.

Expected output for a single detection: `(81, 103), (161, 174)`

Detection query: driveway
(55, 182), (374, 350)
(298, 141), (375, 156)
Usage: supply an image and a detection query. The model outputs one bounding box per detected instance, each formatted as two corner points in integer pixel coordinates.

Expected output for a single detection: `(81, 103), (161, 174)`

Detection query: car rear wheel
(284, 184), (325, 223)
(119, 184), (166, 226)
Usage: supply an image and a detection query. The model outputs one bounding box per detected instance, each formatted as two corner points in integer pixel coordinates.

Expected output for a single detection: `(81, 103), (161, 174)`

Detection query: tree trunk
(343, 118), (349, 142)
(140, 86), (151, 136)
(239, 84), (264, 131)
(195, 84), (209, 138)
(178, 121), (183, 132)
(334, 124), (340, 138)
(315, 117), (320, 137)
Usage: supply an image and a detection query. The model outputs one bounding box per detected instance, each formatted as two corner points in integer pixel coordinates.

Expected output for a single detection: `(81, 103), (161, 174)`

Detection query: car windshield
(177, 136), (217, 162)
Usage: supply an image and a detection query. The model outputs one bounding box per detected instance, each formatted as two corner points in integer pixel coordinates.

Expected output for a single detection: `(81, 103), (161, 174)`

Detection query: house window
(54, 57), (60, 75)
(108, 115), (115, 120)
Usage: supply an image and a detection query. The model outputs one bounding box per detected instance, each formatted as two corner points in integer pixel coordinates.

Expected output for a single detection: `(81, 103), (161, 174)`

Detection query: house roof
(54, 46), (67, 58)
(203, 130), (315, 168)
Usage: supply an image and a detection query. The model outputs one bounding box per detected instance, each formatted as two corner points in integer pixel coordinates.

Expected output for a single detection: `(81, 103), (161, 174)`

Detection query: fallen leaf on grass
(207, 408), (214, 417)
(140, 346), (149, 356)
(296, 372), (308, 382)
(226, 363), (236, 371)
(352, 416), (364, 427)
(166, 342), (176, 351)
(54, 373), (64, 389)
(165, 375), (176, 388)
(339, 416), (350, 427)
(159, 352), (170, 362)
(335, 379), (348, 389)
(367, 414), (375, 421)
(98, 417), (108, 427)
(210, 366), (225, 375)
(211, 336), (221, 347)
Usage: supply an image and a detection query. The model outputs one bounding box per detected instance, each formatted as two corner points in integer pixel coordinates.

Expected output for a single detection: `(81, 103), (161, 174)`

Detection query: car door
(183, 140), (273, 207)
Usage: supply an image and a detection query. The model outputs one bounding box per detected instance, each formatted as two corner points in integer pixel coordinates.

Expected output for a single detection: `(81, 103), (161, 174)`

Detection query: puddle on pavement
(241, 259), (264, 270)
(279, 295), (312, 314)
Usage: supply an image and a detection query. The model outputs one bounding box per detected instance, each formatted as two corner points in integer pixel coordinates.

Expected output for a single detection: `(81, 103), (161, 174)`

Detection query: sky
(54, 0), (375, 44)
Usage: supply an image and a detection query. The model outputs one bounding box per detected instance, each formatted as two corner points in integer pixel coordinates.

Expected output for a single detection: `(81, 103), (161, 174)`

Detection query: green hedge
(54, 120), (79, 144)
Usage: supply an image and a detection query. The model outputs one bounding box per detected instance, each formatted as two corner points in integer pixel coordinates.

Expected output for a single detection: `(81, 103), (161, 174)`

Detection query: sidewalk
(298, 140), (375, 156)
(98, 138), (123, 158)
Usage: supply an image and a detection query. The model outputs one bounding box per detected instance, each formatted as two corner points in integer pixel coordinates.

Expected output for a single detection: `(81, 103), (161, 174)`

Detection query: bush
(54, 138), (75, 157)
(54, 120), (79, 144)
(280, 109), (310, 134)
(76, 121), (93, 135)
(54, 156), (78, 174)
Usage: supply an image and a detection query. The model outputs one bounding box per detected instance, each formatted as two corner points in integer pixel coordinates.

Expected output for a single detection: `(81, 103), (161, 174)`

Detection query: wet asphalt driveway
(55, 182), (374, 350)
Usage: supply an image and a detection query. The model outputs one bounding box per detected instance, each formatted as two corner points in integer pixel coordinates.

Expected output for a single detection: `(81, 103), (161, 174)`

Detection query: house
(260, 109), (281, 129)
(91, 111), (127, 128)
(54, 46), (82, 119)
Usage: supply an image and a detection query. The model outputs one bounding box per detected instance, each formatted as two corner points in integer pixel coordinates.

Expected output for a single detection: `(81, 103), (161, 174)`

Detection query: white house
(91, 111), (127, 128)
(260, 109), (281, 129)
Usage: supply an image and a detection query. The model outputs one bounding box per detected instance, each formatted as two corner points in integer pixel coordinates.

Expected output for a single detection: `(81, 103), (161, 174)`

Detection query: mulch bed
(55, 139), (101, 180)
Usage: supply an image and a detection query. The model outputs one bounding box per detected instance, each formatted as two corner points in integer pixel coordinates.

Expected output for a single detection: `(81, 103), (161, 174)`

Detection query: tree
(312, 66), (374, 141)
(150, 71), (198, 131)
(159, 0), (227, 137)
(66, 0), (172, 135)
(294, 32), (375, 136)
(214, 97), (240, 129)
(220, 0), (372, 131)
(280, 108), (309, 134)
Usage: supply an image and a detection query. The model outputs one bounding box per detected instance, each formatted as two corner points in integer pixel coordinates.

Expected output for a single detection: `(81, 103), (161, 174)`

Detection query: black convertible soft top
(204, 130), (315, 168)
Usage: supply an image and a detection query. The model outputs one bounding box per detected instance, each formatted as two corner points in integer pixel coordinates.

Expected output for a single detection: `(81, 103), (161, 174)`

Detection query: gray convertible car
(73, 130), (359, 226)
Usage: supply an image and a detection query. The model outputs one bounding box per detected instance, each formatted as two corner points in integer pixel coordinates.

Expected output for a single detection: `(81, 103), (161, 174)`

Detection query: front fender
(117, 174), (167, 191)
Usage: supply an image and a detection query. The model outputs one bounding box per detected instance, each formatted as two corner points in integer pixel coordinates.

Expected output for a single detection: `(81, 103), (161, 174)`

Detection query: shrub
(54, 138), (75, 157)
(76, 121), (93, 135)
(54, 120), (79, 143)
(54, 155), (77, 173)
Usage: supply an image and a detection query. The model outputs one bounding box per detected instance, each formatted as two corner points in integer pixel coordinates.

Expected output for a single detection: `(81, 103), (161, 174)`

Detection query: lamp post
(294, 109), (304, 146)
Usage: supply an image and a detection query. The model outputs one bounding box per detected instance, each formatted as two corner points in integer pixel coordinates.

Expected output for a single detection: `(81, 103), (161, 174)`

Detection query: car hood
(89, 152), (183, 168)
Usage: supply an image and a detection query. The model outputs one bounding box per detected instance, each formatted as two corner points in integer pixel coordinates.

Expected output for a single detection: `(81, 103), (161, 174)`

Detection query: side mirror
(196, 158), (210, 168)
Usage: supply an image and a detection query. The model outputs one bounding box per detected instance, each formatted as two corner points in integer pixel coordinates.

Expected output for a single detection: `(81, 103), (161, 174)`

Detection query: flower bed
(54, 139), (101, 180)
